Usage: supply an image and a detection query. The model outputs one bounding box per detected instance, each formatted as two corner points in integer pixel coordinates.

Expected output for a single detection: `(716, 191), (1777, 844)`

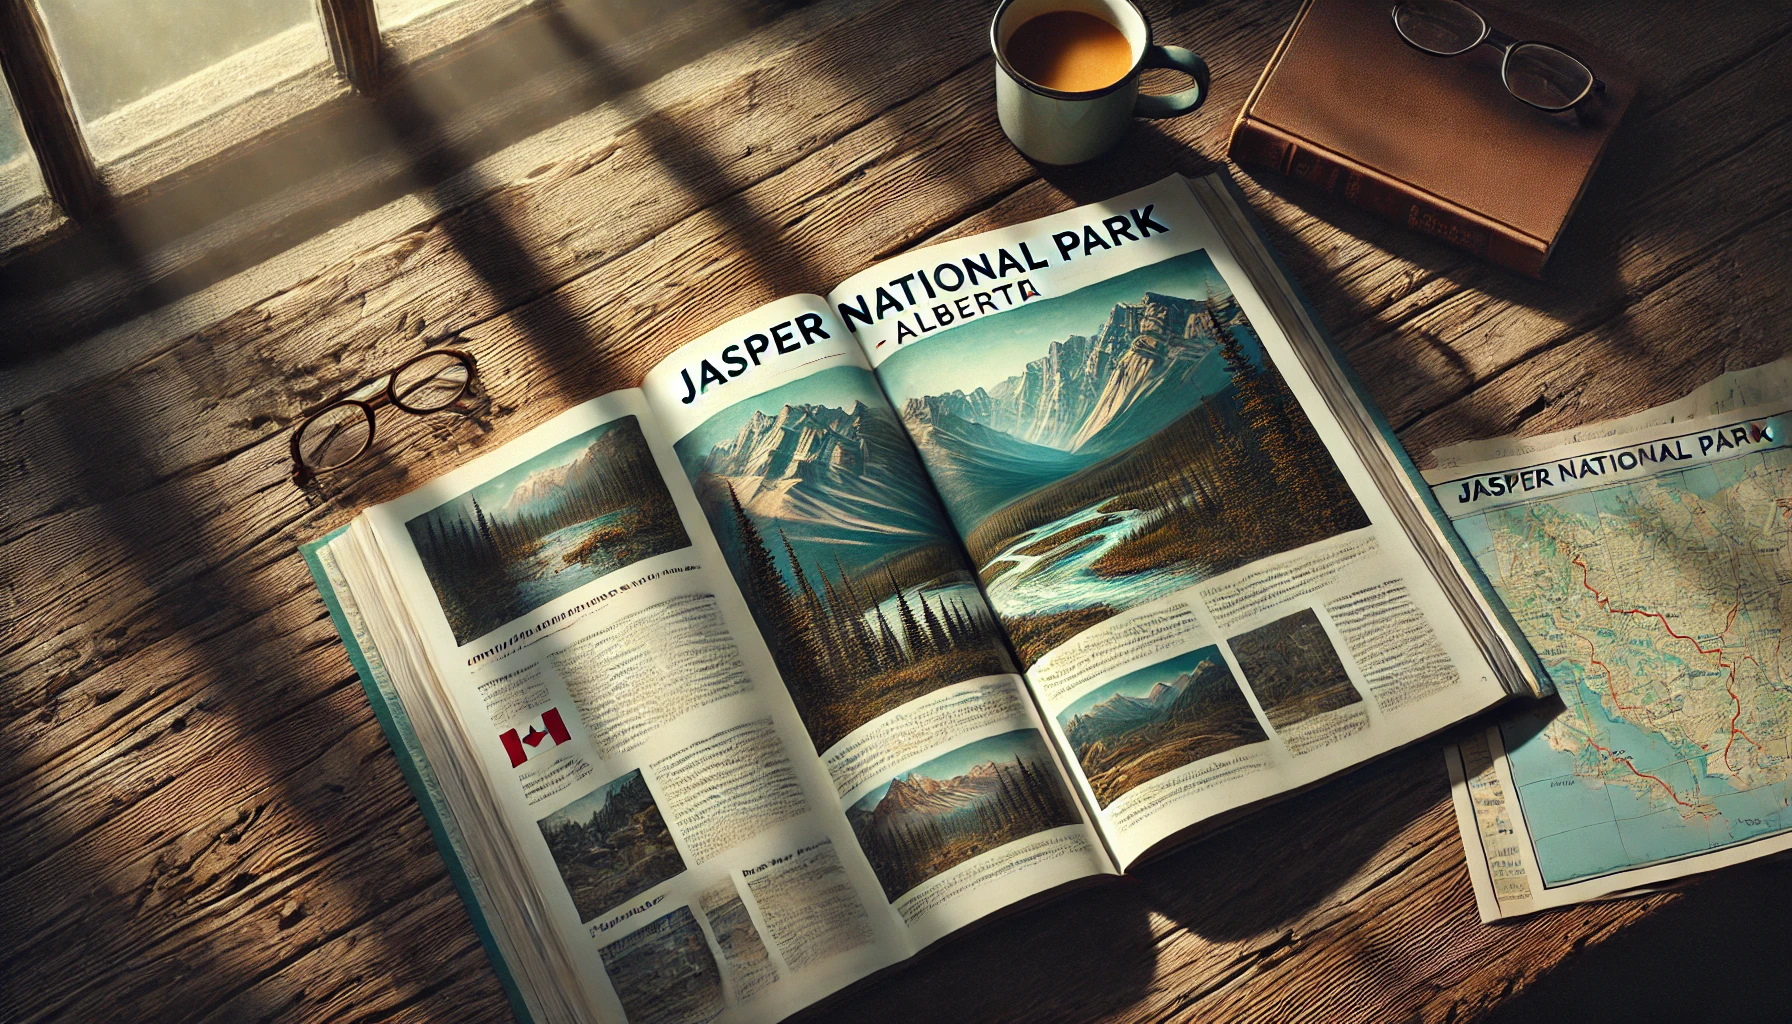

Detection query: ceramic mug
(992, 0), (1210, 165)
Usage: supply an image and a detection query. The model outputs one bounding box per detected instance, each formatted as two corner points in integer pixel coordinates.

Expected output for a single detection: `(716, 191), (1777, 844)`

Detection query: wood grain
(3, 2), (1791, 1023)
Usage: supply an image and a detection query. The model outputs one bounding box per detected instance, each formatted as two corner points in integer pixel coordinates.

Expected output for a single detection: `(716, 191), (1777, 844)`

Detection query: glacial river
(507, 511), (628, 610)
(981, 503), (1204, 619)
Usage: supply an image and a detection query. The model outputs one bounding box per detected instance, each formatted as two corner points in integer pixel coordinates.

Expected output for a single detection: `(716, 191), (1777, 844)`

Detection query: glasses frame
(1391, 0), (1605, 112)
(290, 348), (479, 485)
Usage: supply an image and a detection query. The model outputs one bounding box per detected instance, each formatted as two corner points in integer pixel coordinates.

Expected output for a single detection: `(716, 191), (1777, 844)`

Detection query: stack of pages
(306, 173), (1547, 1024)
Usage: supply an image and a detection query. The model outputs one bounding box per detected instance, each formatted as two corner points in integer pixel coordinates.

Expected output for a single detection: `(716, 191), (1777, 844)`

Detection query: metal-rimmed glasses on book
(1392, 0), (1603, 111)
(290, 349), (478, 484)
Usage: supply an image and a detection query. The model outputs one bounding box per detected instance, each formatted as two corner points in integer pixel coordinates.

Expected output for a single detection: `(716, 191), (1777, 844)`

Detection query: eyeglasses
(291, 349), (478, 484)
(1392, 0), (1603, 112)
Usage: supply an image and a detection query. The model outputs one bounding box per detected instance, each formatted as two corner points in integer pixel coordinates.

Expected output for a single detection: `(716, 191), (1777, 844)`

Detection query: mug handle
(1133, 45), (1210, 119)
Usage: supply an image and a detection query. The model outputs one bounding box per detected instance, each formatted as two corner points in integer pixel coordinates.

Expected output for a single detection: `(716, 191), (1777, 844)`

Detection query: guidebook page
(834, 175), (1511, 864)
(642, 295), (1116, 948)
(355, 390), (908, 1024)
(1434, 364), (1792, 920)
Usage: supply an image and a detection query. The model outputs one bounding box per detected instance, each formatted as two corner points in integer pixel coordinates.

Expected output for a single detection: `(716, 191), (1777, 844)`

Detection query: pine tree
(873, 606), (903, 668)
(887, 563), (922, 664)
(471, 494), (498, 555)
(780, 529), (838, 683)
(831, 558), (883, 674)
(918, 593), (947, 659)
(1016, 758), (1055, 824)
(1213, 297), (1300, 497)
(726, 484), (813, 682)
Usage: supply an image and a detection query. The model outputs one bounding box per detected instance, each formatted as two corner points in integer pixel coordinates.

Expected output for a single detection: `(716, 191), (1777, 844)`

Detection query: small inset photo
(1058, 644), (1267, 807)
(847, 728), (1081, 902)
(537, 769), (685, 922)
(1228, 608), (1363, 731)
(405, 415), (690, 645)
(598, 905), (725, 1024)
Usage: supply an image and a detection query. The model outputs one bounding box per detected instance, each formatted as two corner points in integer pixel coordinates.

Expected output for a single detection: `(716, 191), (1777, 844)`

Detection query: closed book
(1229, 0), (1634, 278)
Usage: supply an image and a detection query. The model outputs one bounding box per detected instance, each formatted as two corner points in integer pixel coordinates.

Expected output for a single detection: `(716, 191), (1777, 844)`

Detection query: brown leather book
(1229, 0), (1634, 277)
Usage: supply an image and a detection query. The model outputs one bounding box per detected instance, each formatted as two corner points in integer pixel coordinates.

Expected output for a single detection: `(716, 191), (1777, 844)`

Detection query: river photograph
(879, 250), (1372, 665)
(406, 415), (691, 645)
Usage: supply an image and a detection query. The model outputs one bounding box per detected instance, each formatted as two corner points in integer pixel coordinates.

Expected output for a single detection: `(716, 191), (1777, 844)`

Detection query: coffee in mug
(1004, 10), (1134, 92)
(991, 0), (1210, 165)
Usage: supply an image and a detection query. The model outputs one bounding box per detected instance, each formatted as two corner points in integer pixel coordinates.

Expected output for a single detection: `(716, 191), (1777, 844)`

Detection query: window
(34, 0), (328, 162)
(0, 76), (44, 214)
(0, 0), (722, 249)
(0, 0), (777, 343)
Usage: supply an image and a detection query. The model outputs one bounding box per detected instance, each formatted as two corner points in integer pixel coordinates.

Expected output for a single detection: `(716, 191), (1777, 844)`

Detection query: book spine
(1228, 119), (1548, 278)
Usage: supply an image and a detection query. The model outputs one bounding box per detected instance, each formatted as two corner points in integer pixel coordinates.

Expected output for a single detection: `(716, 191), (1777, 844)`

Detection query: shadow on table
(800, 746), (1435, 1024)
(1485, 861), (1792, 1024)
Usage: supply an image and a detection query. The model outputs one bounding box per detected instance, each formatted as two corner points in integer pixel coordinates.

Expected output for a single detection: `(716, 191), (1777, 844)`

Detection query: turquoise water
(982, 502), (1204, 619)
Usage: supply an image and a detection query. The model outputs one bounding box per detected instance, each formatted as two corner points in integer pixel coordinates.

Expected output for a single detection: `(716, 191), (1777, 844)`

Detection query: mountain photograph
(877, 250), (1371, 665)
(537, 769), (686, 923)
(674, 366), (1014, 755)
(1058, 645), (1268, 807)
(406, 415), (690, 645)
(846, 729), (1080, 902)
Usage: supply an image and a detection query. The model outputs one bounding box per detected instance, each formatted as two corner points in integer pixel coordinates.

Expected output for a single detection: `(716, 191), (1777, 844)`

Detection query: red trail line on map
(1570, 556), (1760, 777)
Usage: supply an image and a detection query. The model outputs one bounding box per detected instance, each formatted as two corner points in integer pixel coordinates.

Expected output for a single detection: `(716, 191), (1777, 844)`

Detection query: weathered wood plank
(1399, 201), (1792, 458)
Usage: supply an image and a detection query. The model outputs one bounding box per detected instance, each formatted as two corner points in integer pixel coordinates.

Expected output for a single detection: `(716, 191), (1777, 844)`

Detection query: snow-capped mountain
(705, 402), (872, 481)
(500, 459), (583, 514)
(854, 761), (1007, 831)
(498, 425), (647, 516)
(1063, 672), (1195, 751)
(915, 291), (1242, 458)
(696, 401), (944, 553)
(1060, 659), (1242, 753)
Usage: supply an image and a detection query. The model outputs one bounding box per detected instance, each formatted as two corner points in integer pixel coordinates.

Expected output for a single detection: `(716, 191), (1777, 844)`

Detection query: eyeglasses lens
(1504, 42), (1592, 110)
(297, 403), (373, 471)
(393, 353), (472, 412)
(1394, 0), (1485, 55)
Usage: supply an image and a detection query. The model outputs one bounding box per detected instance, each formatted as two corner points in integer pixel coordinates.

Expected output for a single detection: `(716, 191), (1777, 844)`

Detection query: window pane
(0, 78), (45, 213)
(36, 0), (323, 125)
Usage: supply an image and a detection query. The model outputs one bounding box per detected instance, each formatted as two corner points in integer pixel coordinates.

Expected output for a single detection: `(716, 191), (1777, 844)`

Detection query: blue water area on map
(1500, 665), (1792, 885)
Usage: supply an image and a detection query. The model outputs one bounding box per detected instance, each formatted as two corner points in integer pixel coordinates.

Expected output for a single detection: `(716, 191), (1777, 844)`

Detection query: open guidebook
(304, 173), (1546, 1024)
(1438, 357), (1792, 922)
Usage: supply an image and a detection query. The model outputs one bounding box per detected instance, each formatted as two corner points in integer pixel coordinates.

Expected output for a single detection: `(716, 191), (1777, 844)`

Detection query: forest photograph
(406, 416), (690, 645)
(1058, 645), (1267, 808)
(536, 769), (685, 923)
(674, 365), (1015, 755)
(878, 250), (1371, 666)
(1227, 609), (1364, 731)
(846, 729), (1081, 902)
(597, 906), (725, 1024)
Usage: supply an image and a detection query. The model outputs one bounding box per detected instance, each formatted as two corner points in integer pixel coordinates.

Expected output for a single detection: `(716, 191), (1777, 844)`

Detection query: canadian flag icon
(500, 708), (572, 767)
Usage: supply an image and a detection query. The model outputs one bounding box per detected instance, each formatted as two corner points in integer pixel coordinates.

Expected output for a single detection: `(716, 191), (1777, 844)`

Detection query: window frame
(0, 0), (552, 257)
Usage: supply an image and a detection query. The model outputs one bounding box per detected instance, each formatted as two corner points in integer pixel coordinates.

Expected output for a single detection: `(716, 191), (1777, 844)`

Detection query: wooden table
(5, 1), (1791, 1021)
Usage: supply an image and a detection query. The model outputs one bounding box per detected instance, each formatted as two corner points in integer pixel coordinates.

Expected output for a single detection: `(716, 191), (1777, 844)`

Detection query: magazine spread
(1438, 358), (1792, 921)
(310, 174), (1531, 1024)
